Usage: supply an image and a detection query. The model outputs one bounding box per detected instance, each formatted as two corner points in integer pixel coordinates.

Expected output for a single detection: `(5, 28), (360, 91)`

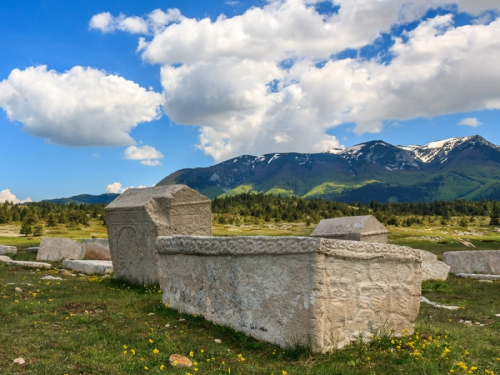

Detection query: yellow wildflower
(153, 348), (159, 354)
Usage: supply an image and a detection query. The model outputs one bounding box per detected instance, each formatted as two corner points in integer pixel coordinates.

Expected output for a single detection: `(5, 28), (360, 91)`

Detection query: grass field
(1, 266), (499, 375)
(1, 217), (500, 374)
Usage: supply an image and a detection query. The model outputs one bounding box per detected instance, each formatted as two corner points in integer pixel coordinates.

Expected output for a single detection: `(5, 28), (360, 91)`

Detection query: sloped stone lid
(105, 185), (209, 211)
(310, 215), (388, 237)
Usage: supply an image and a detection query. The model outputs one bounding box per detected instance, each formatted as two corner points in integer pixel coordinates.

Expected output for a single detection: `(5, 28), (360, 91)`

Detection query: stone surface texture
(0, 255), (11, 262)
(82, 239), (111, 260)
(443, 250), (500, 274)
(6, 260), (52, 269)
(105, 185), (212, 285)
(156, 235), (422, 353)
(36, 237), (85, 261)
(310, 215), (388, 243)
(419, 250), (450, 280)
(0, 245), (17, 255)
(62, 260), (113, 275)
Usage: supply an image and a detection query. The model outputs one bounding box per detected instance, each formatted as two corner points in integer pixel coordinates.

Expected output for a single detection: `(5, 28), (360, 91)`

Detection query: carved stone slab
(155, 235), (422, 353)
(37, 237), (85, 261)
(310, 215), (388, 243)
(443, 250), (500, 274)
(105, 185), (212, 285)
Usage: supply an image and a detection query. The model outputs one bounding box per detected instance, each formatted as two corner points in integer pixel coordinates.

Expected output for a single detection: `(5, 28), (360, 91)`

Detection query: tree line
(211, 193), (500, 226)
(1, 194), (500, 235)
(0, 201), (106, 236)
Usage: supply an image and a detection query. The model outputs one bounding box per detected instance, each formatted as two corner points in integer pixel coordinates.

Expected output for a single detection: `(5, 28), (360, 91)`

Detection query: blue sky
(1, 0), (499, 202)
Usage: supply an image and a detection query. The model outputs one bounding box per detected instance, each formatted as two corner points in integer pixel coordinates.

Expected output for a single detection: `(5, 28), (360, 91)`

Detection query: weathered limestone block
(311, 215), (388, 243)
(443, 250), (500, 274)
(0, 245), (17, 255)
(0, 255), (11, 262)
(62, 260), (113, 275)
(6, 260), (51, 269)
(156, 236), (422, 353)
(36, 237), (85, 261)
(82, 239), (111, 260)
(419, 250), (450, 280)
(105, 185), (212, 285)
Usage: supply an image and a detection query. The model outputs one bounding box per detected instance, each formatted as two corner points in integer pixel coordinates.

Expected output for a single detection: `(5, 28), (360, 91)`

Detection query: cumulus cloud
(92, 0), (500, 161)
(0, 65), (163, 147)
(89, 9), (182, 35)
(123, 145), (164, 166)
(458, 117), (482, 127)
(0, 189), (32, 204)
(105, 182), (146, 194)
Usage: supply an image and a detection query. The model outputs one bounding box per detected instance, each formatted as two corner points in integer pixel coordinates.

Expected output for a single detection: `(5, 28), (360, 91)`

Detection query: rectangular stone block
(443, 250), (500, 274)
(36, 237), (85, 261)
(62, 260), (113, 275)
(156, 236), (422, 352)
(0, 245), (17, 255)
(105, 185), (212, 285)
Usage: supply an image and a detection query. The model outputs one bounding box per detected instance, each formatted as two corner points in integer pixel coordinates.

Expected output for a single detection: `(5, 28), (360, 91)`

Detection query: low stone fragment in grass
(169, 354), (192, 367)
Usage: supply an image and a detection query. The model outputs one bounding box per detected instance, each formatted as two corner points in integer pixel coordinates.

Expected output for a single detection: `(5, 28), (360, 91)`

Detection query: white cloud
(106, 182), (126, 194)
(140, 159), (162, 166)
(458, 117), (482, 127)
(88, 12), (114, 32)
(105, 182), (146, 194)
(0, 189), (32, 204)
(0, 65), (163, 147)
(123, 145), (164, 166)
(89, 9), (182, 35)
(92, 1), (500, 161)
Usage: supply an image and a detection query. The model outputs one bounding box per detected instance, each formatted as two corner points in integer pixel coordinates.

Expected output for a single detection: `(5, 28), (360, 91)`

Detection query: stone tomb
(105, 185), (212, 285)
(310, 215), (388, 243)
(155, 236), (422, 352)
(37, 237), (85, 261)
(443, 250), (500, 275)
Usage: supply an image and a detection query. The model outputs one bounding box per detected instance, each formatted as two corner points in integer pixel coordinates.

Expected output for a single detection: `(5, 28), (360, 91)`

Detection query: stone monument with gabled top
(310, 215), (388, 243)
(105, 185), (212, 285)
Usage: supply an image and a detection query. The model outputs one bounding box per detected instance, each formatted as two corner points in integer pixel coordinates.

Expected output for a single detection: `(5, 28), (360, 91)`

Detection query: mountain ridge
(157, 135), (500, 203)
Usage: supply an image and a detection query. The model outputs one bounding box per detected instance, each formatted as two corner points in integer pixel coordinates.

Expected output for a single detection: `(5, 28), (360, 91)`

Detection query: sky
(1, 0), (500, 203)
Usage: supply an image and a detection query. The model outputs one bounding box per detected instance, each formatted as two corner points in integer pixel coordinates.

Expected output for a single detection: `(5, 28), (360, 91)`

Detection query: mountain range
(157, 135), (500, 203)
(43, 193), (119, 205)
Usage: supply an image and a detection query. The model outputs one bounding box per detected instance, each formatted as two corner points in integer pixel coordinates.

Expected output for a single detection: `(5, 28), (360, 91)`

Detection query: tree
(33, 224), (44, 236)
(20, 222), (32, 237)
(46, 213), (57, 227)
(490, 202), (500, 226)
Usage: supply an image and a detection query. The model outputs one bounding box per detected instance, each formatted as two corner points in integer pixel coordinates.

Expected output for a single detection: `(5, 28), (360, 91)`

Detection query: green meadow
(1, 217), (500, 374)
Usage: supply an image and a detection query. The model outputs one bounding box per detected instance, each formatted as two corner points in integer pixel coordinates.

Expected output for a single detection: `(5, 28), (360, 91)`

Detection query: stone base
(62, 260), (113, 275)
(156, 236), (422, 353)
